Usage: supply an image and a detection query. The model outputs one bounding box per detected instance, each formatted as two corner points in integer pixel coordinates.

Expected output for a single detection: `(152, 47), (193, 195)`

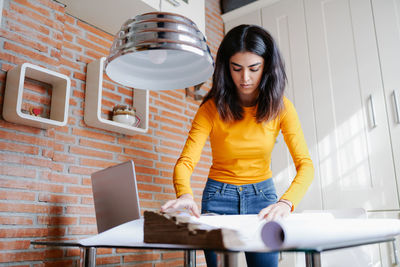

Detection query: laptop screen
(91, 160), (141, 233)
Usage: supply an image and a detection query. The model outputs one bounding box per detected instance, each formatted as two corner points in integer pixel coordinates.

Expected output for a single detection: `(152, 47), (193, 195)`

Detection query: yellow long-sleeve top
(173, 97), (314, 209)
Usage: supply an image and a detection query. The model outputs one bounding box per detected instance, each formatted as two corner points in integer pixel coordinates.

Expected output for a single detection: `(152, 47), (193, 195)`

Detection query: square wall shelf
(84, 57), (149, 135)
(2, 63), (71, 129)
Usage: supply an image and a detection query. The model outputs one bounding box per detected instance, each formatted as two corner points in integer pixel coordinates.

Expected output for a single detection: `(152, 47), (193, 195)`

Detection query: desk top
(30, 218), (395, 253)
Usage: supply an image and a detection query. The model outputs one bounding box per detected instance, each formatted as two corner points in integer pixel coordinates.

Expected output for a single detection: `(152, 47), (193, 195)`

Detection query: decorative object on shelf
(84, 57), (149, 135)
(104, 12), (214, 90)
(29, 107), (43, 117)
(2, 63), (71, 129)
(112, 105), (136, 126)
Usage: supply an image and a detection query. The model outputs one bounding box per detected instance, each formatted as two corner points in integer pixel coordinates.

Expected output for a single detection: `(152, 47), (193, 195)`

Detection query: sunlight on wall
(318, 108), (371, 190)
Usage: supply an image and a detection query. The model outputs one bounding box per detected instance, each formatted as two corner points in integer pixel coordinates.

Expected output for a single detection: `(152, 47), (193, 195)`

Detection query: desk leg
(184, 250), (196, 267)
(220, 252), (239, 267)
(305, 252), (321, 267)
(80, 247), (96, 267)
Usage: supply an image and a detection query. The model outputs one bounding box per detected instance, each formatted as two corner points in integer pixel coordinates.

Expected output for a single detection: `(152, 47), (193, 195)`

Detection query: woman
(161, 24), (314, 267)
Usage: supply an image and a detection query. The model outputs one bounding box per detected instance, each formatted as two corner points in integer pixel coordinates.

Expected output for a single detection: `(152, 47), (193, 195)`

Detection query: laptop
(91, 160), (141, 233)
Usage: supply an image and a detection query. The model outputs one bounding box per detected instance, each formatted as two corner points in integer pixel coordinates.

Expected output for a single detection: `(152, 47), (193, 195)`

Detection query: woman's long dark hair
(202, 24), (286, 123)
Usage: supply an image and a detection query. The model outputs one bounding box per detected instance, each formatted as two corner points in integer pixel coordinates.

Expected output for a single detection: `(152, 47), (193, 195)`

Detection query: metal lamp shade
(105, 12), (214, 91)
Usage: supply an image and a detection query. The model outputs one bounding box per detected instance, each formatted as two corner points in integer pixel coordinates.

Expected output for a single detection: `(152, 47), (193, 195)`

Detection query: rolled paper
(261, 215), (400, 250)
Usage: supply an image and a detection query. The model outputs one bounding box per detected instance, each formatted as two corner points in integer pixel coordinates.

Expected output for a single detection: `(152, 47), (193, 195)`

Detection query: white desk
(31, 215), (400, 267)
(31, 237), (396, 267)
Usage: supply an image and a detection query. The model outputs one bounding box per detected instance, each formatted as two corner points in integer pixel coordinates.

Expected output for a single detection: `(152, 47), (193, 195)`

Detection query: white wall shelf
(2, 62), (71, 129)
(84, 57), (149, 135)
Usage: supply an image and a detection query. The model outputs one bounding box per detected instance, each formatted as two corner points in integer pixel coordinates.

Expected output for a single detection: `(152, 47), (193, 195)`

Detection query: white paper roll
(261, 216), (400, 250)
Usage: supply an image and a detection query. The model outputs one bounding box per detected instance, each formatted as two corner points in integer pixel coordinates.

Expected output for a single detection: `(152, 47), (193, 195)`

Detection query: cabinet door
(372, 0), (400, 206)
(305, 0), (398, 210)
(261, 0), (323, 212)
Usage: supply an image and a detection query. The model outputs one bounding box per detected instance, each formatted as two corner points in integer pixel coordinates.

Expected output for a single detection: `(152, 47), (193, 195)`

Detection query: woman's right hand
(160, 193), (200, 218)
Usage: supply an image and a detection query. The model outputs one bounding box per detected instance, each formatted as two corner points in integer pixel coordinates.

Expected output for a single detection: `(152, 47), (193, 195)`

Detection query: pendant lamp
(105, 12), (214, 91)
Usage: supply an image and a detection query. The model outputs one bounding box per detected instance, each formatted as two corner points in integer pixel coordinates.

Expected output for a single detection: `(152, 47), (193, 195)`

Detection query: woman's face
(229, 51), (264, 105)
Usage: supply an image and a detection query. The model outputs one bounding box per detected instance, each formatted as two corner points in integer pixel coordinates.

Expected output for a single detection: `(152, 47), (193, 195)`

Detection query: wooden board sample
(143, 211), (244, 249)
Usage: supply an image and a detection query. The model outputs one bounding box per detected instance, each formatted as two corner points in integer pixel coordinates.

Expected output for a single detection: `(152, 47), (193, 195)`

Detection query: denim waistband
(205, 178), (274, 195)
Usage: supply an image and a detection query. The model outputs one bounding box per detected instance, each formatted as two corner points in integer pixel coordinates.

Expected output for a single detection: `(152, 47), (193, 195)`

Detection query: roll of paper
(261, 216), (400, 250)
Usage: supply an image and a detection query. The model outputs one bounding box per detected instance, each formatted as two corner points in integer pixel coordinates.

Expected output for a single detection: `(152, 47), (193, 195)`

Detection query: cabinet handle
(368, 95), (377, 128)
(393, 90), (400, 124)
(392, 240), (399, 265)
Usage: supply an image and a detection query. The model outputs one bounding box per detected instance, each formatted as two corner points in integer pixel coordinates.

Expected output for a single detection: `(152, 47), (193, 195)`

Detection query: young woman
(161, 24), (314, 267)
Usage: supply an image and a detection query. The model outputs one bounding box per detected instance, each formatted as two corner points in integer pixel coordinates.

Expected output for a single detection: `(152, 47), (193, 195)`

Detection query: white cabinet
(57, 0), (205, 36)
(223, 0), (323, 213)
(260, 0), (323, 212)
(222, 0), (400, 266)
(371, 0), (400, 203)
(304, 0), (398, 210)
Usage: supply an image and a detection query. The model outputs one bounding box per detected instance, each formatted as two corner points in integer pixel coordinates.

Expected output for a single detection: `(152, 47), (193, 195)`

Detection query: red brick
(0, 240), (30, 250)
(136, 165), (159, 176)
(13, 0), (50, 16)
(80, 216), (96, 225)
(154, 115), (185, 128)
(66, 206), (95, 215)
(4, 42), (59, 66)
(81, 196), (94, 205)
(68, 226), (97, 235)
(154, 99), (184, 113)
(69, 146), (113, 160)
(52, 152), (75, 163)
(117, 155), (154, 167)
(76, 20), (114, 42)
(162, 251), (184, 260)
(0, 251), (45, 263)
(76, 37), (108, 55)
(44, 248), (64, 259)
(97, 248), (113, 254)
(0, 141), (39, 155)
(66, 185), (92, 195)
(72, 128), (115, 142)
(3, 9), (50, 35)
(37, 216), (78, 225)
(0, 227), (47, 238)
(62, 40), (82, 53)
(47, 227), (66, 237)
(87, 32), (112, 49)
(155, 146), (180, 157)
(96, 256), (121, 265)
(79, 158), (116, 169)
(124, 253), (160, 262)
(10, 3), (63, 31)
(38, 193), (79, 204)
(137, 183), (162, 192)
(0, 216), (33, 225)
(1, 28), (48, 52)
(68, 166), (96, 175)
(0, 190), (35, 201)
(124, 148), (158, 161)
(66, 248), (80, 257)
(79, 139), (122, 153)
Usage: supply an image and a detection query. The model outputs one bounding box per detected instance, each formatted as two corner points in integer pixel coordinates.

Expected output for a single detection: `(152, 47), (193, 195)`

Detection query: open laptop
(91, 160), (141, 233)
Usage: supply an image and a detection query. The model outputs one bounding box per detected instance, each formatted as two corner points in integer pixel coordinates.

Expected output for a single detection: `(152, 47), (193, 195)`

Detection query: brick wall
(0, 0), (224, 266)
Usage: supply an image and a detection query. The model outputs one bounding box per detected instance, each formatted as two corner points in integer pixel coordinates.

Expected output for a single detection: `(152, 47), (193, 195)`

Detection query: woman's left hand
(258, 200), (292, 221)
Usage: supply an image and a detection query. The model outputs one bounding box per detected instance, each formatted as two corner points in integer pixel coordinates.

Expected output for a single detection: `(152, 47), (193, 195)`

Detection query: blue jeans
(201, 178), (279, 267)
